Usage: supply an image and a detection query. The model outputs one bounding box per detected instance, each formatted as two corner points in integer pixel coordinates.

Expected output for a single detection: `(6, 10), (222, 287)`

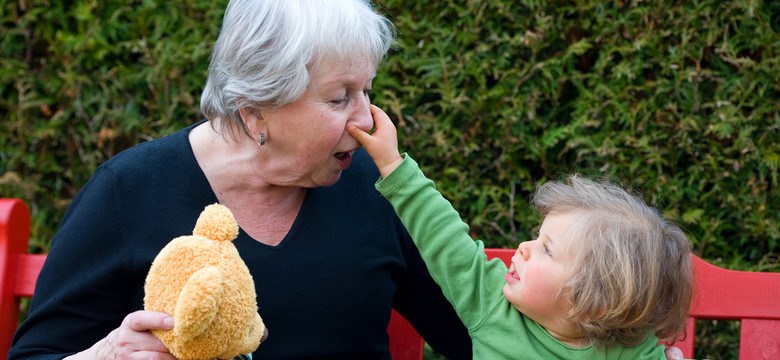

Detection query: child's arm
(347, 104), (403, 179)
(350, 105), (509, 327)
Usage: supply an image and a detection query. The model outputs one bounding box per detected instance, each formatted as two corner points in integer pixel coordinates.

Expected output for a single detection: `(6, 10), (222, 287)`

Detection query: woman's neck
(189, 121), (307, 246)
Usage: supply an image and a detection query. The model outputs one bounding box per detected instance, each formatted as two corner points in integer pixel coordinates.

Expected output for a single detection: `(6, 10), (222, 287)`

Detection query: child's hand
(348, 104), (403, 178)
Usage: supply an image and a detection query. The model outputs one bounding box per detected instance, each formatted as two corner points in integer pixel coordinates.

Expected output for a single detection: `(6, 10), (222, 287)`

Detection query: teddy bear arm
(174, 266), (225, 343)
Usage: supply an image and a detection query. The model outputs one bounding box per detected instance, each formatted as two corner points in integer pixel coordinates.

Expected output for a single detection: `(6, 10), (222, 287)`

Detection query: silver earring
(257, 133), (266, 146)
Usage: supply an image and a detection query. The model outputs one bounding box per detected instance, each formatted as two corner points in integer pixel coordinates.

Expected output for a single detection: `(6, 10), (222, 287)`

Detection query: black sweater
(9, 122), (470, 360)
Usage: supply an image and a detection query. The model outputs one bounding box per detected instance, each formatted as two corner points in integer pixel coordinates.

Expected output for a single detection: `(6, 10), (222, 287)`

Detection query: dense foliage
(2, 1), (778, 359)
(377, 0), (780, 266)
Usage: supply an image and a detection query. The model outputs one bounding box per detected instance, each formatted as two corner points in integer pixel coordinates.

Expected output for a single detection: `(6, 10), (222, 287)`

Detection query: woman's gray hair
(200, 0), (396, 139)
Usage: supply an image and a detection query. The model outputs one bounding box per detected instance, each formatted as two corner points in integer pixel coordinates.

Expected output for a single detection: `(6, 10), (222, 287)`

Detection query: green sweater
(376, 155), (667, 359)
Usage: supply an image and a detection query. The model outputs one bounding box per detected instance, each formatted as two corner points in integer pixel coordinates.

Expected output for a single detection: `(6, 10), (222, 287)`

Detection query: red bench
(4, 198), (780, 359)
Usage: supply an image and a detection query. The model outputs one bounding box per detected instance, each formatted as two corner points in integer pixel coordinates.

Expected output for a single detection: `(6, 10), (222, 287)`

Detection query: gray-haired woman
(8, 1), (471, 359)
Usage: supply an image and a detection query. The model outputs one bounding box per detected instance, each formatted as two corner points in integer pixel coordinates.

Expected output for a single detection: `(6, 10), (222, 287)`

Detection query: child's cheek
(522, 264), (565, 311)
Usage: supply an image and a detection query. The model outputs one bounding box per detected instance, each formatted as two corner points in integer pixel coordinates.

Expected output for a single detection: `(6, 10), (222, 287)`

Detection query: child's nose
(517, 242), (530, 261)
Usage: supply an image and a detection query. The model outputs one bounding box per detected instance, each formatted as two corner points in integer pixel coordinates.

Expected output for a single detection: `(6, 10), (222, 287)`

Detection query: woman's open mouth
(334, 151), (353, 170)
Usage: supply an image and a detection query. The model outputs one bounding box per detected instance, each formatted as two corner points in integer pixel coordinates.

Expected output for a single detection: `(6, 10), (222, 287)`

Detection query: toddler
(349, 105), (692, 359)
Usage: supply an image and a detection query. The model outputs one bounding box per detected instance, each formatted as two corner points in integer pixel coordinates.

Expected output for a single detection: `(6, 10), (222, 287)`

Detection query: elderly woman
(8, 1), (471, 359)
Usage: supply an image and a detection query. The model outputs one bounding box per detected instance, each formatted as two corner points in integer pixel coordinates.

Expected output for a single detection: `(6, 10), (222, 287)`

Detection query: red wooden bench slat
(3, 199), (780, 359)
(691, 256), (780, 319)
(388, 309), (424, 360)
(1, 198), (31, 359)
(740, 319), (780, 359)
(13, 254), (46, 298)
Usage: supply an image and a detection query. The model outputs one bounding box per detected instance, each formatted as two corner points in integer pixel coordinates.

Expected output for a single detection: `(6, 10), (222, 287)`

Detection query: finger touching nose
(350, 94), (373, 133)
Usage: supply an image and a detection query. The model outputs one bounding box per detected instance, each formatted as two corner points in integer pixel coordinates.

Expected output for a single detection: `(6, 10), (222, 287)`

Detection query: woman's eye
(330, 98), (347, 105)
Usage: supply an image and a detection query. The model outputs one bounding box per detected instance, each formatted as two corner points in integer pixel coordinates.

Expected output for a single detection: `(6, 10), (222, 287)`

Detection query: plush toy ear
(193, 203), (239, 242)
(174, 266), (225, 342)
(219, 313), (267, 359)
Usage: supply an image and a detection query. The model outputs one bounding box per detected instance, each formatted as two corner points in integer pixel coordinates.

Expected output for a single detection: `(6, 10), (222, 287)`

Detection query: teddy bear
(144, 203), (266, 360)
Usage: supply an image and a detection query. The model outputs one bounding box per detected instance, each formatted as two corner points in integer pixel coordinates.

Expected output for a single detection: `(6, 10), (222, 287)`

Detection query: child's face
(503, 211), (579, 331)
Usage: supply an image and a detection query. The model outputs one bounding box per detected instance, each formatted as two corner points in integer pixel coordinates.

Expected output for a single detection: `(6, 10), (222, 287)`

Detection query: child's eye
(543, 243), (552, 256)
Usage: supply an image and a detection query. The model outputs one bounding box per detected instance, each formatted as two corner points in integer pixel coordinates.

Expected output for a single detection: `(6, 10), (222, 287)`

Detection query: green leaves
(374, 0), (780, 274)
(1, 0), (778, 277)
(1, 0), (227, 247)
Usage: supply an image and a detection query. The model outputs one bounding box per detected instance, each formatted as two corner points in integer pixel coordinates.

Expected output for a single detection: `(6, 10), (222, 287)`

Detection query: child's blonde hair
(531, 174), (692, 346)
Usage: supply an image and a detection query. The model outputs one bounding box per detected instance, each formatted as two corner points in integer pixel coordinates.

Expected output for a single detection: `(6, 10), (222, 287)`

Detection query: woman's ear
(239, 107), (267, 141)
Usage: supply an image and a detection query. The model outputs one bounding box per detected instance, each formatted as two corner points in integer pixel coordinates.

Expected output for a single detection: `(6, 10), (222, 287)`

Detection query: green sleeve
(376, 154), (509, 328)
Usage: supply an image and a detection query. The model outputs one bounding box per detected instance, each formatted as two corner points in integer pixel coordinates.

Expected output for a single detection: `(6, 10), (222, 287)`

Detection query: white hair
(200, 0), (396, 138)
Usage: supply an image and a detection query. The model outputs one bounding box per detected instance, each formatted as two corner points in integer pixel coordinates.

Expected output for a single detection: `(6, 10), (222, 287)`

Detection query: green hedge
(376, 0), (780, 269)
(2, 1), (224, 251)
(2, 1), (778, 359)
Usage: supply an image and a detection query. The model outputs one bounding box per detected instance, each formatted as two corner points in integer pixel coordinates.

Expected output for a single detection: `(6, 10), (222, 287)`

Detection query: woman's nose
(350, 93), (373, 132)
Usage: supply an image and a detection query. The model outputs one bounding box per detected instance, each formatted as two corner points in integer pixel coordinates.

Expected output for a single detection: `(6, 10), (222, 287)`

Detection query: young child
(349, 105), (693, 359)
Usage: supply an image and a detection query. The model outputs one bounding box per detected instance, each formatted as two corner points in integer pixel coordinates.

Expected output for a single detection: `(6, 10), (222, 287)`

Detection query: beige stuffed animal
(144, 203), (266, 360)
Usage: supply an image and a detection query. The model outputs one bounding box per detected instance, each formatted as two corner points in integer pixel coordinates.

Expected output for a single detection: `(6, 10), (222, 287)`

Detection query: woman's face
(257, 60), (376, 188)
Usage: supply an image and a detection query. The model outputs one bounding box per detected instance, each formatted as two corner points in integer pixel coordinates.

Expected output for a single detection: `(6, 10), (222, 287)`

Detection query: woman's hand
(348, 104), (403, 178)
(64, 310), (175, 360)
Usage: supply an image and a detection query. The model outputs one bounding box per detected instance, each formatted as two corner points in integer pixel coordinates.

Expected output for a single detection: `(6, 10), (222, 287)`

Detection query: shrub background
(2, 1), (778, 358)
